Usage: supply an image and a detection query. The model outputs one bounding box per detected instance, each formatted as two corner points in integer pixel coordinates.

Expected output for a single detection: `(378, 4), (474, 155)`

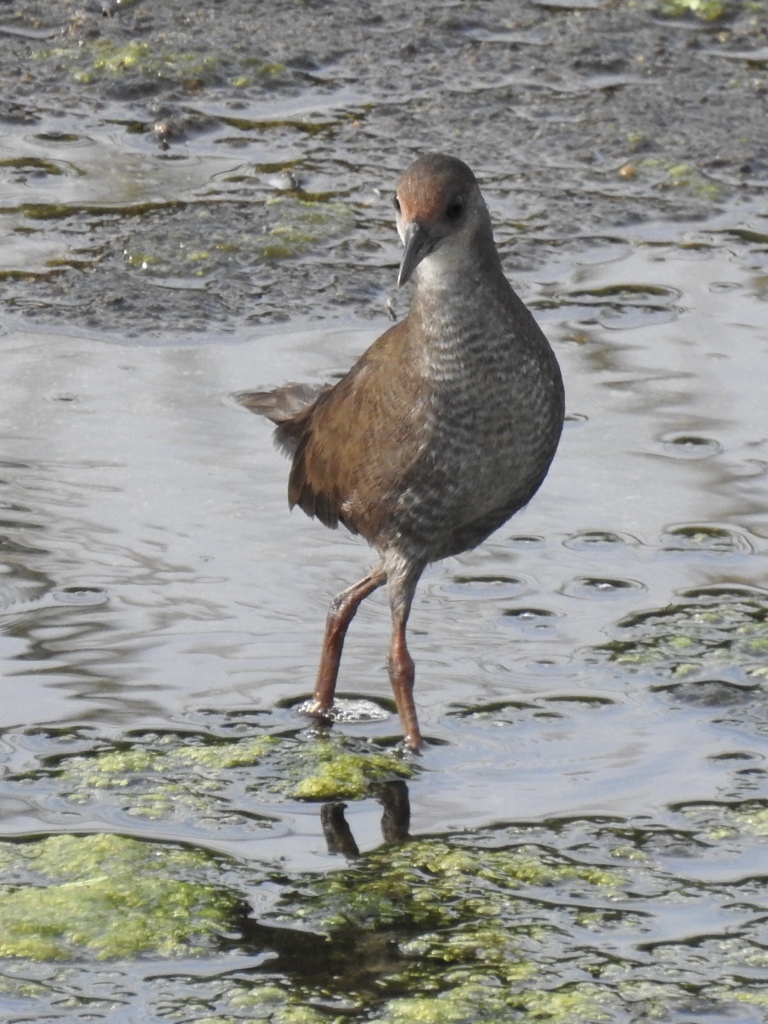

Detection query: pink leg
(387, 562), (425, 750)
(308, 566), (386, 715)
(388, 615), (421, 749)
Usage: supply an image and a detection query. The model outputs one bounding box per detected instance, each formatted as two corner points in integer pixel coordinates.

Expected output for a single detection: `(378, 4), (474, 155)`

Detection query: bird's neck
(408, 229), (511, 346)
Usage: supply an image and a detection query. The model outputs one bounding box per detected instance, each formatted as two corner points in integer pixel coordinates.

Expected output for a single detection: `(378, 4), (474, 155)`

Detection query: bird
(236, 153), (564, 750)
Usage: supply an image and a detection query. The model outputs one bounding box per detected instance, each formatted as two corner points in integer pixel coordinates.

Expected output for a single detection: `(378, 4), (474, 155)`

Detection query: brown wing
(286, 320), (431, 542)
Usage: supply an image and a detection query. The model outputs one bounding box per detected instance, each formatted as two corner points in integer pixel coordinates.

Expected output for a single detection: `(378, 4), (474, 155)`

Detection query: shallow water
(3, 221), (768, 1021)
(2, 0), (768, 1020)
(1, 227), (766, 832)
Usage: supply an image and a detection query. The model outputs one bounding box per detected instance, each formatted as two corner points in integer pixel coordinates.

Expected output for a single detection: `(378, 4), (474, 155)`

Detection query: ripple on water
(51, 586), (109, 607)
(506, 534), (546, 548)
(445, 573), (528, 600)
(660, 522), (754, 556)
(0, 582), (109, 613)
(563, 529), (641, 551)
(658, 432), (723, 459)
(448, 692), (616, 727)
(500, 606), (562, 634)
(563, 576), (646, 599)
(560, 282), (685, 329)
(654, 678), (759, 708)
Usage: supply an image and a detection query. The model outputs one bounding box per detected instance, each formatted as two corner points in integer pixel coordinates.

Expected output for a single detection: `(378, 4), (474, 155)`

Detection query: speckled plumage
(237, 154), (564, 748)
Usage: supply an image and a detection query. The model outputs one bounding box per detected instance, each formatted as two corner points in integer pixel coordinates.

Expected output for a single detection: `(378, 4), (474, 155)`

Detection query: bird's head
(393, 153), (489, 288)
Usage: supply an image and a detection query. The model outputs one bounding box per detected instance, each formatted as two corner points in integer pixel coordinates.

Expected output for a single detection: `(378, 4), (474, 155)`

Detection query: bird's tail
(233, 382), (328, 424)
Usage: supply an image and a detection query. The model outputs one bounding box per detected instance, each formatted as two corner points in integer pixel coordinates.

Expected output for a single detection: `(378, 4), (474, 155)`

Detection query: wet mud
(2, 1), (768, 1022)
(1, 0), (767, 333)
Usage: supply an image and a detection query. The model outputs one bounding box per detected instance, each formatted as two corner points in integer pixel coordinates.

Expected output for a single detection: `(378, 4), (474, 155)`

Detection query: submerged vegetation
(2, 574), (768, 1017)
(1, 806), (767, 1020)
(601, 585), (768, 680)
(43, 730), (416, 818)
(0, 834), (240, 960)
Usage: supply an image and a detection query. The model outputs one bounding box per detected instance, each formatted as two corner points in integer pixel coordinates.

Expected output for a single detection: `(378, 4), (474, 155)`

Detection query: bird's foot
(302, 696), (334, 722)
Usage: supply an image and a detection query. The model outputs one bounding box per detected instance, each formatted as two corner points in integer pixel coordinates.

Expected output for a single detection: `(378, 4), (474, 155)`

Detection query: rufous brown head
(393, 153), (490, 287)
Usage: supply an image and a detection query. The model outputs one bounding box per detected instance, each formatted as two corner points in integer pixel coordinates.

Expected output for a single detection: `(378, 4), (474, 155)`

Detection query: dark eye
(446, 195), (463, 221)
(392, 195), (401, 213)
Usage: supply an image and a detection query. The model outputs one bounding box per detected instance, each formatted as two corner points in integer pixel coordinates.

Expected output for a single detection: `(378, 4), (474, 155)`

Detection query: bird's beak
(397, 221), (434, 288)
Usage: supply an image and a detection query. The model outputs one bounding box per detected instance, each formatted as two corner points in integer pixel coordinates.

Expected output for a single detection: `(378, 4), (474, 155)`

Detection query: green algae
(514, 984), (614, 1022)
(2, 813), (768, 1021)
(46, 733), (279, 825)
(32, 36), (294, 91)
(220, 115), (335, 137)
(379, 983), (613, 1023)
(679, 799), (768, 839)
(62, 733), (276, 786)
(251, 834), (628, 1021)
(379, 986), (502, 1024)
(664, 162), (722, 198)
(290, 740), (411, 800)
(204, 997), (338, 1024)
(630, 155), (722, 199)
(0, 834), (239, 960)
(292, 837), (621, 934)
(736, 805), (768, 835)
(34, 39), (219, 86)
(260, 198), (354, 260)
(32, 731), (412, 826)
(600, 586), (768, 678)
(0, 156), (67, 177)
(224, 982), (339, 1022)
(260, 1009), (330, 1024)
(118, 197), (354, 282)
(216, 975), (623, 1024)
(730, 990), (768, 1009)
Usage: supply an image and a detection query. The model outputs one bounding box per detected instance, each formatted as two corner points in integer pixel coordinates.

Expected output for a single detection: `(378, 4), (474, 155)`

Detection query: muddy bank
(1, 0), (767, 335)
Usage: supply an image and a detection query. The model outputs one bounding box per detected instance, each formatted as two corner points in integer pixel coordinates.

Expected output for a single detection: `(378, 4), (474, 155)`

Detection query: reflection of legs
(320, 780), (411, 856)
(379, 780), (411, 843)
(387, 560), (425, 750)
(320, 803), (360, 858)
(309, 565), (387, 714)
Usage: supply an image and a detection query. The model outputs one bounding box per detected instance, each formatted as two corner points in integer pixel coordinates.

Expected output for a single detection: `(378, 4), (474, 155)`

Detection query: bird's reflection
(320, 780), (410, 857)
